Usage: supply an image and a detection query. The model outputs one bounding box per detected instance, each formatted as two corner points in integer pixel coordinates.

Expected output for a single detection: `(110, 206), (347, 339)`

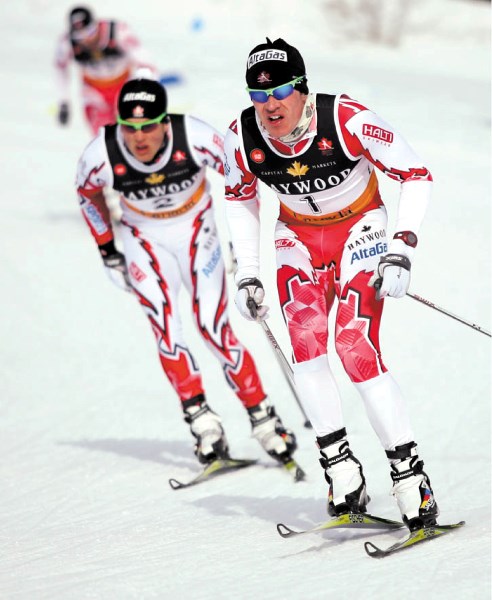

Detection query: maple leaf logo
(145, 173), (165, 184)
(287, 161), (309, 178)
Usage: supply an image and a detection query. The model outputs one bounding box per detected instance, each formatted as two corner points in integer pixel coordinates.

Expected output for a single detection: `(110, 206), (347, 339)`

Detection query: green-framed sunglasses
(246, 76), (304, 103)
(117, 112), (167, 133)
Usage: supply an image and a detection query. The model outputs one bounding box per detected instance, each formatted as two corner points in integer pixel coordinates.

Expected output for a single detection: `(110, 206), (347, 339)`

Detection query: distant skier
(54, 6), (156, 134)
(224, 37), (439, 531)
(75, 75), (298, 470)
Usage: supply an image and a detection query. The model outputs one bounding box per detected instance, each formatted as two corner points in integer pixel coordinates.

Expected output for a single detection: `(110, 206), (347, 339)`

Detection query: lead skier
(224, 37), (439, 531)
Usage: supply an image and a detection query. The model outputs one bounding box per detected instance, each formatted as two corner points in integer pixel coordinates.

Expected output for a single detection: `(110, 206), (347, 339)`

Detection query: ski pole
(260, 320), (312, 428)
(246, 298), (312, 428)
(406, 292), (491, 338)
(229, 242), (312, 427)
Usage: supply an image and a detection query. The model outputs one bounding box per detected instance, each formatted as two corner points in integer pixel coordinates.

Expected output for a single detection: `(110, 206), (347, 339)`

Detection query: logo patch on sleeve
(362, 124), (394, 144)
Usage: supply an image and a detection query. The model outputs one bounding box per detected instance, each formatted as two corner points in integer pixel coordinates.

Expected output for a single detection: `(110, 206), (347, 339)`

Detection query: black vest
(71, 22), (122, 65)
(105, 115), (202, 205)
(241, 94), (358, 195)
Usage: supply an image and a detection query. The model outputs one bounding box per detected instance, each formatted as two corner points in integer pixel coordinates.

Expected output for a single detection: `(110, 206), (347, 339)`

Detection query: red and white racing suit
(76, 115), (266, 409)
(55, 20), (156, 134)
(224, 93), (432, 450)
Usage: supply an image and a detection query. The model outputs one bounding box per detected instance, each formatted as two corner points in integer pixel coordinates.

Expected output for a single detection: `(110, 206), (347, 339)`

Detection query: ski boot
(248, 400), (297, 465)
(318, 428), (369, 516)
(386, 441), (439, 531)
(183, 395), (229, 464)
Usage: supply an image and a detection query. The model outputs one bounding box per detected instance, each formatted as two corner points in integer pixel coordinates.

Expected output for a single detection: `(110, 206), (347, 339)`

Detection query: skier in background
(54, 6), (156, 135)
(224, 37), (440, 531)
(75, 75), (299, 471)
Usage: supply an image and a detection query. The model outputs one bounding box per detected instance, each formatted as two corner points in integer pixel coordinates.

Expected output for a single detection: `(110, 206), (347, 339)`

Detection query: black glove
(58, 102), (69, 125)
(99, 241), (132, 292)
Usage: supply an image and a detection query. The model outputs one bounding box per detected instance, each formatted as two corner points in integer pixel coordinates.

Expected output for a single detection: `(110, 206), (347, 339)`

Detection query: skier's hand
(99, 242), (132, 292)
(369, 253), (411, 299)
(58, 102), (69, 125)
(235, 278), (269, 321)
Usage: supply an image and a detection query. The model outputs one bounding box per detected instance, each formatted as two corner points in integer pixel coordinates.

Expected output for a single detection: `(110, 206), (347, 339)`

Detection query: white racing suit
(224, 93), (433, 448)
(76, 115), (267, 408)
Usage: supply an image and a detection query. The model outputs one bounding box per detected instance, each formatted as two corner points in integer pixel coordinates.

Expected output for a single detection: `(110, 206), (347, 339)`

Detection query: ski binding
(277, 512), (405, 538)
(364, 520), (466, 558)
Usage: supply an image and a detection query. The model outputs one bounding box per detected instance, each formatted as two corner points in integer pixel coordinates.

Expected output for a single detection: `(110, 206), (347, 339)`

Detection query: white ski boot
(248, 400), (297, 465)
(387, 442), (439, 531)
(318, 428), (369, 516)
(183, 396), (229, 464)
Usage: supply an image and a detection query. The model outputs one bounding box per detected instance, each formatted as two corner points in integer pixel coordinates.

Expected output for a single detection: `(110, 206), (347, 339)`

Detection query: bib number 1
(302, 195), (321, 214)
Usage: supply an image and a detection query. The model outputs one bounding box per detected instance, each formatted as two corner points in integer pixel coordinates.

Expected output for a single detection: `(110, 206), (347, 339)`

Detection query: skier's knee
(335, 326), (382, 383)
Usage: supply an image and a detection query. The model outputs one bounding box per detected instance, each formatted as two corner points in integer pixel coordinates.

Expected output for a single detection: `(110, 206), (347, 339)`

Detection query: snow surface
(0, 0), (490, 598)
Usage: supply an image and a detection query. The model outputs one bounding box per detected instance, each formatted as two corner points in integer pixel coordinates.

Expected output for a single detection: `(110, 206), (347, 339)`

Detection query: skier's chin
(264, 116), (289, 137)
